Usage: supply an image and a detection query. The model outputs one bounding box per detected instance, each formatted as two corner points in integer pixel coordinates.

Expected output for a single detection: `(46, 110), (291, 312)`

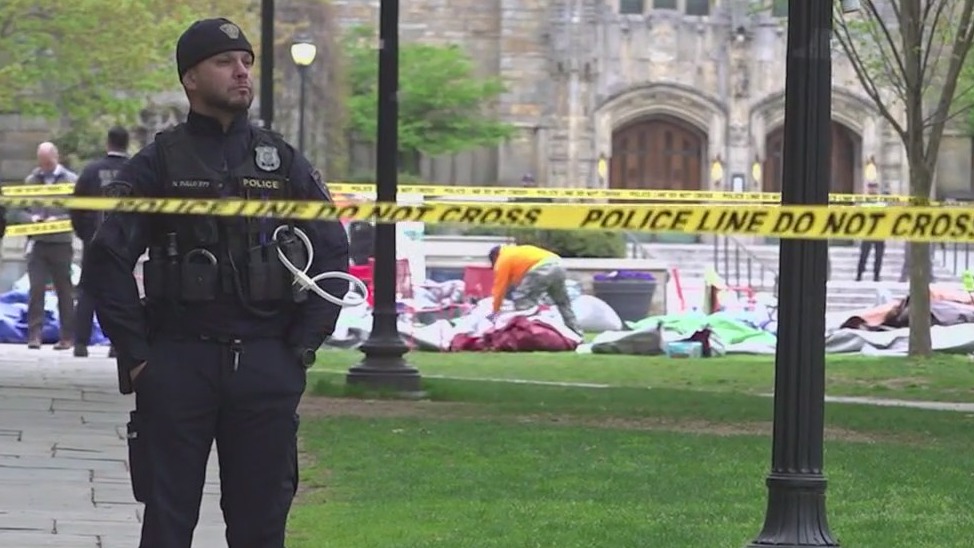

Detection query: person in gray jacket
(7, 142), (78, 349)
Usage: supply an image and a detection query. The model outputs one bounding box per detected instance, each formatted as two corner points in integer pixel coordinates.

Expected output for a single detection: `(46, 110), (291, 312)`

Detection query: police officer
(80, 18), (349, 548)
(71, 126), (130, 357)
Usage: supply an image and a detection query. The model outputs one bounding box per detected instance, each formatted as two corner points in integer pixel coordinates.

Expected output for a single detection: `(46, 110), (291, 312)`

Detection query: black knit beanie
(176, 18), (254, 79)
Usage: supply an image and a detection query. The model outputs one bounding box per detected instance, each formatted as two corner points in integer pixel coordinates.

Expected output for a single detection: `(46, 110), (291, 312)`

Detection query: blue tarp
(0, 290), (109, 345)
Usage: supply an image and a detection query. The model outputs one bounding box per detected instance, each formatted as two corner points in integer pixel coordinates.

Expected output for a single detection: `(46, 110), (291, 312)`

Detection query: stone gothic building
(335, 0), (973, 197)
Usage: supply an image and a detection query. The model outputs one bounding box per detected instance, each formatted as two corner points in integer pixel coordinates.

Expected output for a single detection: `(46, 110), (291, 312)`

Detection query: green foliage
(0, 0), (254, 157)
(431, 226), (625, 258)
(341, 25), (515, 171)
(512, 229), (627, 259)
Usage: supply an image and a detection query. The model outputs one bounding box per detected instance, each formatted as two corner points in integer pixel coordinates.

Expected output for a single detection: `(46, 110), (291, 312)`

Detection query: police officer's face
(187, 50), (254, 112)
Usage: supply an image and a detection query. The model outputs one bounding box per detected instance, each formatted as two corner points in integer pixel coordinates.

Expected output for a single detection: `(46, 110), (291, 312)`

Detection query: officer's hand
(30, 214), (42, 222)
(45, 215), (59, 222)
(130, 362), (147, 384)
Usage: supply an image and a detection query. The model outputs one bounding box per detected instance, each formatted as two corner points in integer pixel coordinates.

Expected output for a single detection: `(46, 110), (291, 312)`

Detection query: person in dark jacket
(71, 126), (130, 357)
(7, 142), (77, 349)
(79, 18), (349, 548)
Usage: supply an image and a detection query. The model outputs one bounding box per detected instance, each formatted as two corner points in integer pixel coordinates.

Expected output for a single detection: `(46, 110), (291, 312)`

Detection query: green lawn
(287, 369), (974, 547)
(314, 349), (974, 402)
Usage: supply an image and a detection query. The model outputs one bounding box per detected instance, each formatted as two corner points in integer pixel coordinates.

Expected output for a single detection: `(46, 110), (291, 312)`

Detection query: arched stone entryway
(763, 121), (861, 245)
(609, 115), (707, 191)
(763, 121), (860, 195)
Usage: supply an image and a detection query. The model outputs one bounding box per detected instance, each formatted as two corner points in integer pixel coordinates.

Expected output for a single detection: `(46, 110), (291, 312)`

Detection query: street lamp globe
(290, 39), (317, 67)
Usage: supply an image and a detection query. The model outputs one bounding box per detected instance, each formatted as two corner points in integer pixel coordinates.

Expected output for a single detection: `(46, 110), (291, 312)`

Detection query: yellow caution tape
(0, 181), (935, 204)
(0, 185), (76, 236)
(1, 183), (76, 196)
(328, 183), (932, 205)
(6, 220), (73, 237)
(0, 195), (972, 243)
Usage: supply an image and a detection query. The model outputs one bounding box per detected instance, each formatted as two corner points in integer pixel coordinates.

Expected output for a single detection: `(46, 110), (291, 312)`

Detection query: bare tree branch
(919, 0), (951, 97)
(923, 0), (974, 172)
(833, 8), (908, 140)
(865, 0), (909, 87)
(922, 81), (974, 129)
(923, 101), (974, 129)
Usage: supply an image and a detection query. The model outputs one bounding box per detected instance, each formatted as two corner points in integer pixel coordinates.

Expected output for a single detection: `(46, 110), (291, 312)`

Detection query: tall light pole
(259, 0), (274, 129)
(346, 0), (423, 393)
(746, 0), (840, 545)
(290, 37), (317, 152)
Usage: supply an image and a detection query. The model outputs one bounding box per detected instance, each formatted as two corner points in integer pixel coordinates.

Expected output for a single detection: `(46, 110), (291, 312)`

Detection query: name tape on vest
(1, 195), (973, 243)
(327, 183), (932, 205)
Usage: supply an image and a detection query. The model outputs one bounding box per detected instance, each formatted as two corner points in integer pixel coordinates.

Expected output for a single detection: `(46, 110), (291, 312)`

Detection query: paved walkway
(0, 345), (225, 547)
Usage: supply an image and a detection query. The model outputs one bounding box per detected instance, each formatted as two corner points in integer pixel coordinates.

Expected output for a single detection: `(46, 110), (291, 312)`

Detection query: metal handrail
(622, 231), (650, 259)
(712, 235), (779, 292)
(938, 242), (972, 277)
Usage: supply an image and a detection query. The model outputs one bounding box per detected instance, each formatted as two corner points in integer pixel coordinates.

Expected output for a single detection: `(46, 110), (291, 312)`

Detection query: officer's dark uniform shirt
(71, 151), (129, 243)
(82, 111), (349, 364)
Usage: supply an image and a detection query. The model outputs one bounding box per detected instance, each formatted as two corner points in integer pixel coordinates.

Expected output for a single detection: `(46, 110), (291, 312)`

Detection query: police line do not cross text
(1, 195), (973, 243)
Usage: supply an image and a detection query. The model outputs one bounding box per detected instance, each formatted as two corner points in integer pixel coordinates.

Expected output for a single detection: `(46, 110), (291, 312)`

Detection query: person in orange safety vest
(488, 244), (581, 334)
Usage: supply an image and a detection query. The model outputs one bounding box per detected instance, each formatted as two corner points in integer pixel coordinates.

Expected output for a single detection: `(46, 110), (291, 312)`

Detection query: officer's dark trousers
(131, 337), (305, 548)
(75, 245), (96, 346)
(74, 287), (96, 346)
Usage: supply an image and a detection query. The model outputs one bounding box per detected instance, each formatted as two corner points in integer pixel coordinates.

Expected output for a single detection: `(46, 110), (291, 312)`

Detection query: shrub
(510, 229), (626, 258)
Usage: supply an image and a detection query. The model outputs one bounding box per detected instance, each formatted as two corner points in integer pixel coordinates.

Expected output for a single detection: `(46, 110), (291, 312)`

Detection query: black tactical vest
(142, 124), (305, 310)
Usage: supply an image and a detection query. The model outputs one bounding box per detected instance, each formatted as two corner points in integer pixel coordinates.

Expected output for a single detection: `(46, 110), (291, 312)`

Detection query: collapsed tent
(327, 295), (584, 352)
(822, 287), (974, 356)
(323, 273), (974, 357)
(0, 268), (110, 345)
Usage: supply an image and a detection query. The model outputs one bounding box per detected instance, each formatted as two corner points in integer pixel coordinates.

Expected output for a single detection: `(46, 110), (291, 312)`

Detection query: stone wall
(0, 115), (59, 182)
(331, 0), (974, 193)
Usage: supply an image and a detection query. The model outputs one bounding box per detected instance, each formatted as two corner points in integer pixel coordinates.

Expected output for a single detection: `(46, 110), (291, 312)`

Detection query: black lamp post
(346, 0), (423, 393)
(259, 0), (274, 129)
(290, 37), (317, 152)
(746, 0), (838, 546)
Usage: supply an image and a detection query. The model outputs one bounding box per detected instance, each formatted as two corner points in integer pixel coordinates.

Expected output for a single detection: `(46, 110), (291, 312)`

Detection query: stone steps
(645, 242), (964, 313)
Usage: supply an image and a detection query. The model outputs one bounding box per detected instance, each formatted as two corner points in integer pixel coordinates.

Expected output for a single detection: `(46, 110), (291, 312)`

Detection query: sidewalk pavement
(0, 344), (225, 547)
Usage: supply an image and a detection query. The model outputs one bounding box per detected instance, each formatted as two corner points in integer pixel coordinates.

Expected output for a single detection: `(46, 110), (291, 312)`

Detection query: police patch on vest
(103, 181), (134, 197)
(255, 146), (281, 172)
(242, 177), (281, 190)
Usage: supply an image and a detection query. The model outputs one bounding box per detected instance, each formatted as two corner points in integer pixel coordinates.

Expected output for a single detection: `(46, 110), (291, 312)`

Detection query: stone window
(772, 0), (788, 17)
(654, 0), (678, 9)
(685, 0), (710, 16)
(619, 0), (645, 14)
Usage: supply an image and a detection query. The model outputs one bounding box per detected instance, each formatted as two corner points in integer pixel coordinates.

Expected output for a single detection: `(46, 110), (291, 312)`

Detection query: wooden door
(763, 121), (859, 245)
(609, 116), (706, 243)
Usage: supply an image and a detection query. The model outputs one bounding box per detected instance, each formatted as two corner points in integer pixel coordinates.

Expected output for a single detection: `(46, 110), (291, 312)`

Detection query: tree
(834, 0), (974, 356)
(966, 55), (974, 132)
(0, 0), (255, 159)
(341, 25), (515, 175)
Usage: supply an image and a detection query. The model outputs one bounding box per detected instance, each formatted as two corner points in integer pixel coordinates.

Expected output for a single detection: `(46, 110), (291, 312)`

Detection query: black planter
(592, 279), (656, 324)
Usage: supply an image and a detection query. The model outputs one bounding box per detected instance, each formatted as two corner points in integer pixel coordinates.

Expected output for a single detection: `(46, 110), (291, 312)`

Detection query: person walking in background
(856, 182), (888, 281)
(488, 244), (581, 334)
(70, 127), (130, 357)
(6, 142), (77, 349)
